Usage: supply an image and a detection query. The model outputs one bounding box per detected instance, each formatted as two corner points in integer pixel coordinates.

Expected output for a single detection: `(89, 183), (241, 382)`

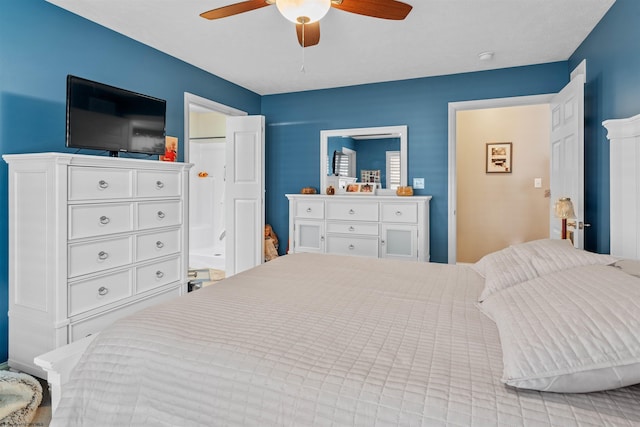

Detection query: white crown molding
(603, 114), (640, 140)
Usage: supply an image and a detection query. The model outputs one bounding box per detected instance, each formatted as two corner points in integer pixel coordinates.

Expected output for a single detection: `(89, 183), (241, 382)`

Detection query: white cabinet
(3, 153), (192, 377)
(286, 194), (431, 261)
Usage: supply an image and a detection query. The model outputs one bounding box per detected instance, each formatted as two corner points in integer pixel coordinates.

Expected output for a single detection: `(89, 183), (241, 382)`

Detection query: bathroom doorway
(183, 93), (247, 275)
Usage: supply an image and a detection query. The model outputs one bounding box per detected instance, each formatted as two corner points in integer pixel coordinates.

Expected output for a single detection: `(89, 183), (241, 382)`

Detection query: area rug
(0, 370), (42, 426)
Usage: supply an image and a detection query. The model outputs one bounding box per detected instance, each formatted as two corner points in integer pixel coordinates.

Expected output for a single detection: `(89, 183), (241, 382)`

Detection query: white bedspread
(52, 253), (640, 426)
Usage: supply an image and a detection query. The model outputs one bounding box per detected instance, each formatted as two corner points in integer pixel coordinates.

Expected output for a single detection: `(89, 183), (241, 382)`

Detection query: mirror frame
(320, 125), (408, 195)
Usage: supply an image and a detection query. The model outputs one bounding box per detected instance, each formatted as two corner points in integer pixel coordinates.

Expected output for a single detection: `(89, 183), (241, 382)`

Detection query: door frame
(447, 93), (554, 264)
(183, 92), (247, 162)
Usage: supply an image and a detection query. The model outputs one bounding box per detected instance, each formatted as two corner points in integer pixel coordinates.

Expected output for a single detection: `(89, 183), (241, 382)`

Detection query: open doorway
(183, 93), (246, 276)
(448, 94), (554, 264)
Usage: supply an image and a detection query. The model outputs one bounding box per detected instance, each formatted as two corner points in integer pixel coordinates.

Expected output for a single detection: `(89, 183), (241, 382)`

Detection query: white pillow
(511, 238), (617, 276)
(474, 239), (618, 301)
(476, 246), (538, 301)
(481, 264), (640, 393)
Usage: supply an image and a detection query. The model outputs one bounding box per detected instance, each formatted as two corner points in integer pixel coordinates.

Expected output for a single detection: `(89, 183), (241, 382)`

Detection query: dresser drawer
(68, 270), (133, 317)
(326, 235), (379, 257)
(69, 286), (181, 342)
(381, 203), (418, 223)
(68, 167), (133, 201)
(138, 201), (182, 230)
(136, 229), (181, 262)
(68, 236), (133, 278)
(326, 221), (379, 236)
(136, 256), (181, 294)
(137, 170), (181, 198)
(69, 203), (134, 239)
(326, 201), (379, 221)
(295, 199), (324, 219)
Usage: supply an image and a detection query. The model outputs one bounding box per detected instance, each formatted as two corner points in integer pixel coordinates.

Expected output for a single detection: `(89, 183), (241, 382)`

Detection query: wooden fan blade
(200, 0), (271, 20)
(296, 21), (320, 47)
(331, 0), (412, 20)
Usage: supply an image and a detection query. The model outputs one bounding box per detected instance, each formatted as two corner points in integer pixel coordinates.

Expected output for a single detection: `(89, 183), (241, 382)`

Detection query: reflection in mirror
(321, 125), (407, 195)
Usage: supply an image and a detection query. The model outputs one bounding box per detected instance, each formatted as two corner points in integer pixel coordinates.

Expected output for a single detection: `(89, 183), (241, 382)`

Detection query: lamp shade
(276, 0), (331, 23)
(554, 197), (576, 219)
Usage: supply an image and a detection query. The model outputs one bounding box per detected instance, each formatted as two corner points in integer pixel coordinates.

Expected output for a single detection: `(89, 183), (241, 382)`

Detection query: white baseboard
(0, 361), (9, 371)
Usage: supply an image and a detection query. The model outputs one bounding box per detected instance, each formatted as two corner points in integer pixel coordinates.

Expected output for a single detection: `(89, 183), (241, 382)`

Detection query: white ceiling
(45, 0), (615, 96)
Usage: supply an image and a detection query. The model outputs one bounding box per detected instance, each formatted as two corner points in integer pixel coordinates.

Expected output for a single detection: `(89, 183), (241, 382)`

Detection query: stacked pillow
(474, 239), (640, 393)
(472, 238), (616, 301)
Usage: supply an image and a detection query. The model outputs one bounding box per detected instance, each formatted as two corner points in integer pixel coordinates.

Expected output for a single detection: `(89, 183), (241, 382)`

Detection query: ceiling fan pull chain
(300, 22), (306, 73)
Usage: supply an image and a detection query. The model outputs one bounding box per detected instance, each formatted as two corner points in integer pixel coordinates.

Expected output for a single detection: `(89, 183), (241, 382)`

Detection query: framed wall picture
(486, 142), (512, 173)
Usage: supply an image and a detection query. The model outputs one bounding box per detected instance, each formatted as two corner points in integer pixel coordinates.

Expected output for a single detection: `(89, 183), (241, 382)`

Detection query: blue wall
(0, 0), (261, 363)
(568, 0), (640, 254)
(262, 64), (569, 263)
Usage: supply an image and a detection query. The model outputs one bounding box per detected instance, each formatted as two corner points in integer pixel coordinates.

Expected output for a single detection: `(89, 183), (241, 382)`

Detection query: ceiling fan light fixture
(276, 0), (331, 24)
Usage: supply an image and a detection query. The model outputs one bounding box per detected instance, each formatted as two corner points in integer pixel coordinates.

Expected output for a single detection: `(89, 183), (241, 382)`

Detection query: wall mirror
(320, 125), (407, 195)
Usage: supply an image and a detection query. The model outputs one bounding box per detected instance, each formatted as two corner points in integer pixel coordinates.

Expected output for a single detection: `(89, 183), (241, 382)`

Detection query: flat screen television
(66, 75), (167, 157)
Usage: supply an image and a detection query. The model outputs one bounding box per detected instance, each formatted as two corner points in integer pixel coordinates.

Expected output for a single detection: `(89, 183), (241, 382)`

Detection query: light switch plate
(534, 178), (542, 188)
(413, 178), (425, 189)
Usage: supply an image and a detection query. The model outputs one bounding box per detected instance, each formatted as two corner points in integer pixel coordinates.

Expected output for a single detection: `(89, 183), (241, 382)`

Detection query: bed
(47, 239), (640, 426)
(43, 115), (640, 426)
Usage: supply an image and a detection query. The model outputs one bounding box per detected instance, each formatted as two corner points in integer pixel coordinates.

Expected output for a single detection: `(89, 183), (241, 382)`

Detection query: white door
(549, 73), (585, 248)
(225, 115), (265, 276)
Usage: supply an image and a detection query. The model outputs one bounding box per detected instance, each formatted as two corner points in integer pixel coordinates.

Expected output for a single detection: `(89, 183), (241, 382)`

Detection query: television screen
(66, 75), (166, 156)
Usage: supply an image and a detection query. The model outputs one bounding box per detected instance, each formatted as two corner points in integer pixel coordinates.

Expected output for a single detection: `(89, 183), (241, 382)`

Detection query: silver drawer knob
(306, 207), (312, 213)
(98, 286), (109, 296)
(156, 180), (164, 189)
(348, 244), (355, 250)
(156, 270), (165, 279)
(98, 251), (109, 260)
(157, 211), (165, 219)
(395, 211), (403, 216)
(98, 180), (109, 189)
(156, 241), (164, 249)
(349, 209), (355, 215)
(99, 216), (110, 225)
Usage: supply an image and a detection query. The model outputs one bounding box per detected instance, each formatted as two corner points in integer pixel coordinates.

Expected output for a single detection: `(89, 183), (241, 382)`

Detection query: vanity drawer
(136, 229), (181, 262)
(138, 201), (182, 230)
(326, 201), (379, 221)
(69, 203), (134, 239)
(68, 167), (133, 201)
(381, 203), (418, 223)
(69, 286), (180, 342)
(137, 170), (181, 198)
(326, 221), (379, 236)
(326, 235), (379, 257)
(136, 256), (181, 294)
(68, 236), (133, 278)
(295, 199), (324, 219)
(68, 269), (133, 317)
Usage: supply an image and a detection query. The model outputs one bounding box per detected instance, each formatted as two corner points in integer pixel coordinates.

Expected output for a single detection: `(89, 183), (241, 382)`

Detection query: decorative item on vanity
(301, 187), (317, 194)
(396, 186), (413, 196)
(554, 197), (576, 240)
(345, 183), (378, 194)
(326, 185), (335, 195)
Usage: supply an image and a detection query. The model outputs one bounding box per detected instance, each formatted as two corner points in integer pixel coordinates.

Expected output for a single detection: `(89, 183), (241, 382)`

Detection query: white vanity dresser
(287, 194), (431, 261)
(3, 152), (192, 376)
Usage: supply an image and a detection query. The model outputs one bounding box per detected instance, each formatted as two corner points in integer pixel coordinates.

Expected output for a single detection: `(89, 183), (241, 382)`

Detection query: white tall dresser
(3, 153), (192, 377)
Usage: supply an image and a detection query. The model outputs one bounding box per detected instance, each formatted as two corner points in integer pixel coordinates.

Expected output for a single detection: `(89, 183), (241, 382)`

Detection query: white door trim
(447, 94), (554, 264)
(183, 92), (247, 162)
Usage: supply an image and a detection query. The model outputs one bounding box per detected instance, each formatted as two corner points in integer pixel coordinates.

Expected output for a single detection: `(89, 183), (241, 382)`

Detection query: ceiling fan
(200, 0), (413, 48)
